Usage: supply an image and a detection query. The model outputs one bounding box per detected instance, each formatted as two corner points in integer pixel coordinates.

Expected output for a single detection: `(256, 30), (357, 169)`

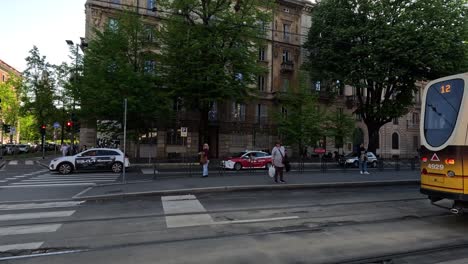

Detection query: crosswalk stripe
(15, 181), (114, 185)
(0, 201), (83, 211)
(34, 176), (117, 179)
(8, 161), (18, 165)
(5, 178), (17, 180)
(25, 160), (34, 165)
(2, 183), (96, 188)
(0, 224), (62, 236)
(0, 210), (75, 221)
(0, 242), (44, 252)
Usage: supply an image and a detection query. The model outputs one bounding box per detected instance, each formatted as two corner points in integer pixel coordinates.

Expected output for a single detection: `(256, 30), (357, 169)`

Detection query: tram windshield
(424, 79), (464, 147)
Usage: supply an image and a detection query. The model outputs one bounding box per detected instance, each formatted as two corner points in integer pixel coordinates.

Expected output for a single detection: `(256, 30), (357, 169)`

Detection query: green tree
(0, 75), (21, 126)
(21, 46), (57, 130)
(158, 0), (273, 148)
(274, 74), (329, 155)
(19, 115), (38, 142)
(304, 0), (468, 153)
(79, 11), (170, 155)
(324, 108), (355, 154)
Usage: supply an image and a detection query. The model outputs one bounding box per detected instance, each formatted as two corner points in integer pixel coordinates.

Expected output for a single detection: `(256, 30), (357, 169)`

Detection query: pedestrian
(271, 140), (286, 183)
(359, 143), (370, 174)
(199, 143), (210, 177)
(60, 144), (68, 157)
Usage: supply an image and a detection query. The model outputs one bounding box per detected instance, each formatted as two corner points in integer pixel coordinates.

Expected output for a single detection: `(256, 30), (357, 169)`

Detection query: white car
(49, 148), (130, 174)
(338, 152), (378, 168)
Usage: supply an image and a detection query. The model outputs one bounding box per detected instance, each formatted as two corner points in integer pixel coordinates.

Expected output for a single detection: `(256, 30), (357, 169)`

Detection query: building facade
(83, 0), (421, 159)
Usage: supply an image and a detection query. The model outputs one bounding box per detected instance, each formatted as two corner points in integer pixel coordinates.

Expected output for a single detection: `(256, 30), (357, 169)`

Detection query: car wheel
(234, 162), (242, 171)
(265, 162), (272, 169)
(111, 162), (123, 173)
(353, 160), (359, 168)
(371, 161), (377, 168)
(58, 162), (73, 175)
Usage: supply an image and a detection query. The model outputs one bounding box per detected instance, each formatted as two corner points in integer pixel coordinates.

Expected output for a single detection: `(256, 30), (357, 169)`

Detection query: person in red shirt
(200, 143), (210, 177)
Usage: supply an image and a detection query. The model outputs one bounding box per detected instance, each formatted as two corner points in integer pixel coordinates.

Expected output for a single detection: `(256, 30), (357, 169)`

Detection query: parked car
(4, 144), (16, 155)
(221, 150), (272, 171)
(49, 148), (130, 175)
(338, 152), (378, 168)
(17, 144), (30, 153)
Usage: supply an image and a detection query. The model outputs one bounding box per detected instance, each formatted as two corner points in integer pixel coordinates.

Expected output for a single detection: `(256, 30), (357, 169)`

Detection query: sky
(0, 0), (86, 72)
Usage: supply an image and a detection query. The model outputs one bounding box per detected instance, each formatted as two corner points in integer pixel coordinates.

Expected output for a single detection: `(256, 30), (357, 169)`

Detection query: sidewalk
(74, 170), (420, 201)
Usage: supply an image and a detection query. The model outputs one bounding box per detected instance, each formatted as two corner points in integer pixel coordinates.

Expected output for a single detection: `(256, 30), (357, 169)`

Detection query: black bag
(279, 149), (291, 172)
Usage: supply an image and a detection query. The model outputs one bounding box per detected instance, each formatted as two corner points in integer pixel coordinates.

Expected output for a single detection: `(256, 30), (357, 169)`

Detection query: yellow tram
(420, 72), (468, 214)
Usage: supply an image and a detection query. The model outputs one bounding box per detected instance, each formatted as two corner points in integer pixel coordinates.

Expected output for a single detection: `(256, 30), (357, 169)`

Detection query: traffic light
(66, 121), (73, 132)
(40, 124), (46, 136)
(3, 124), (10, 134)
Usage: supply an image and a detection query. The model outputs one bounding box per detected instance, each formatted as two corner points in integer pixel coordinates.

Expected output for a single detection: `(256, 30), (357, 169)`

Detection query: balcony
(280, 61), (294, 73)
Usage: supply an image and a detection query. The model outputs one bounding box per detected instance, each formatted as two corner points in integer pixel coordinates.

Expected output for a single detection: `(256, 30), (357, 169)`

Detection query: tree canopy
(304, 0), (468, 152)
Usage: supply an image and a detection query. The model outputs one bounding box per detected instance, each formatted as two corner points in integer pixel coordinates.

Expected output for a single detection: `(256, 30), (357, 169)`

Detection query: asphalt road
(2, 185), (468, 263)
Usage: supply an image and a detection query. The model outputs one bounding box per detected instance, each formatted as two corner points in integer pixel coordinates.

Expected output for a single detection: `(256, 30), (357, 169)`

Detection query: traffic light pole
(42, 134), (45, 160)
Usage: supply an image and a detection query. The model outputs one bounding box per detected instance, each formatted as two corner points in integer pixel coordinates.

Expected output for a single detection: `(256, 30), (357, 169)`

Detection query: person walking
(60, 144), (69, 157)
(199, 143), (210, 177)
(359, 143), (370, 174)
(271, 140), (286, 183)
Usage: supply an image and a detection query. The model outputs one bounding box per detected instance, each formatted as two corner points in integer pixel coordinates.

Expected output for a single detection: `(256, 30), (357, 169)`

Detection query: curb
(0, 161), (5, 169)
(35, 161), (49, 169)
(73, 179), (420, 201)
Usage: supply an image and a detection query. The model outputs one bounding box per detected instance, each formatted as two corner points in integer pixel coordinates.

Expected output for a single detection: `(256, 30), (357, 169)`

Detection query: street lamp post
(66, 40), (78, 150)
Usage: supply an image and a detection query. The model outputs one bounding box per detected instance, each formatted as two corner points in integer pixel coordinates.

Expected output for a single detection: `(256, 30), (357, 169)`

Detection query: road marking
(18, 179), (116, 182)
(25, 160), (34, 165)
(32, 176), (117, 180)
(0, 201), (83, 211)
(0, 224), (62, 236)
(215, 216), (299, 225)
(8, 161), (18, 165)
(5, 178), (17, 180)
(0, 180), (7, 183)
(0, 210), (75, 221)
(1, 183), (95, 188)
(13, 175), (27, 178)
(162, 195), (214, 228)
(0, 242), (44, 252)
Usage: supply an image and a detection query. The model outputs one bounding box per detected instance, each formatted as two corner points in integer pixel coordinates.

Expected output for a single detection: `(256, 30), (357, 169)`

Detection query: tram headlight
(447, 170), (455, 177)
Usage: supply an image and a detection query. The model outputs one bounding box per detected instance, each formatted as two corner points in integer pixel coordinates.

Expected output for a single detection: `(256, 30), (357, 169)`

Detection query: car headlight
(346, 159), (354, 163)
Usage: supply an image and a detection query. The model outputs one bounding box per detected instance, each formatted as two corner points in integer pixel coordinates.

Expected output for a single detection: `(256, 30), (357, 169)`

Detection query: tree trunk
(198, 107), (209, 152)
(366, 122), (382, 155)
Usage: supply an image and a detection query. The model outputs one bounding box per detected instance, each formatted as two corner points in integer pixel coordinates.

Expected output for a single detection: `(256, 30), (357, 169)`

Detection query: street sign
(180, 127), (188, 137)
(9, 127), (15, 135)
(53, 122), (60, 128)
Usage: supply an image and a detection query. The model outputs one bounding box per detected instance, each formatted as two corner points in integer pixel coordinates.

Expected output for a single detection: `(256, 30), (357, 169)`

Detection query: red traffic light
(41, 124), (46, 129)
(66, 121), (73, 127)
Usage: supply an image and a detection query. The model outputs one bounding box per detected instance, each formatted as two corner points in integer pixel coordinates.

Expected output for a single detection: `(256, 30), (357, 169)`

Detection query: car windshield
(345, 153), (357, 158)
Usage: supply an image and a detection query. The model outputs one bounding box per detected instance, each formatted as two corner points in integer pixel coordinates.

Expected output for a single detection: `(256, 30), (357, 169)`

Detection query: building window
(282, 79), (289, 92)
(315, 81), (321, 91)
(144, 60), (156, 73)
(145, 25), (155, 42)
(258, 47), (266, 61)
(147, 0), (155, 11)
(257, 75), (265, 91)
(256, 104), (268, 123)
(413, 136), (419, 151)
(112, 0), (120, 4)
(2, 75), (5, 82)
(231, 102), (246, 122)
(281, 106), (288, 119)
(109, 18), (118, 31)
(392, 132), (399, 149)
(166, 129), (183, 145)
(354, 113), (362, 121)
(283, 24), (290, 41)
(393, 117), (399, 125)
(282, 50), (290, 62)
(412, 112), (420, 124)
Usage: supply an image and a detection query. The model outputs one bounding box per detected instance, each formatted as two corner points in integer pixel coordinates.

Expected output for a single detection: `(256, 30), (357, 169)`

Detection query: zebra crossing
(3, 160), (37, 166)
(0, 200), (84, 255)
(5, 172), (120, 187)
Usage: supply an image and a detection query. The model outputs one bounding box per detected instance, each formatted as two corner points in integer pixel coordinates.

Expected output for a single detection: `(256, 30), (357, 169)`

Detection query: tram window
(424, 79), (464, 147)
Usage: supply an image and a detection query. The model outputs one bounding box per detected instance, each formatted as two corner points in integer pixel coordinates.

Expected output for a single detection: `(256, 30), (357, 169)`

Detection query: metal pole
(122, 98), (127, 184)
(42, 134), (45, 160)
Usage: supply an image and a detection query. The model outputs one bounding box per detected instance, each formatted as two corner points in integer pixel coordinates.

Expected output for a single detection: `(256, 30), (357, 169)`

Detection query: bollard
(321, 158), (327, 173)
(411, 158), (416, 170)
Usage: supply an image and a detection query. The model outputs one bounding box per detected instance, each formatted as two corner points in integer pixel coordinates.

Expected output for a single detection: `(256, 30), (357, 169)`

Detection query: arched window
(392, 133), (399, 149)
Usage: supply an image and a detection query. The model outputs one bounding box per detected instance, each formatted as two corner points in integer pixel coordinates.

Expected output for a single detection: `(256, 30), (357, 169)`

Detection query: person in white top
(271, 140), (286, 183)
(60, 144), (69, 157)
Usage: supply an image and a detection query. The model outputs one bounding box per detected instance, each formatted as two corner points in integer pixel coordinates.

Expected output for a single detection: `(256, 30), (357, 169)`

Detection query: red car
(221, 151), (272, 170)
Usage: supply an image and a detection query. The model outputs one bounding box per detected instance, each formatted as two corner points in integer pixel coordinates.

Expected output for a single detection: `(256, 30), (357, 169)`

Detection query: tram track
(0, 196), (427, 228)
(0, 202), (452, 260)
